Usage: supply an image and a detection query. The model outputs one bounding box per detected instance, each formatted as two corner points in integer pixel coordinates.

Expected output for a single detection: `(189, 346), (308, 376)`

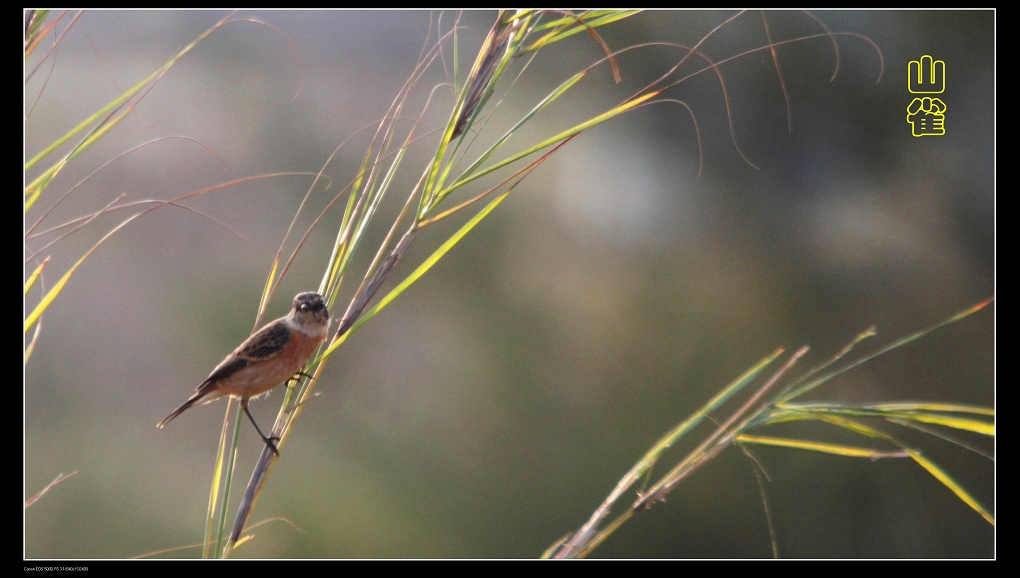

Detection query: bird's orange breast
(212, 328), (324, 400)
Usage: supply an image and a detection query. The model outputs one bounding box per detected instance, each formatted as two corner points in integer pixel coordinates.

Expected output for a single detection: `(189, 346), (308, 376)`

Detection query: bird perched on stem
(158, 292), (330, 455)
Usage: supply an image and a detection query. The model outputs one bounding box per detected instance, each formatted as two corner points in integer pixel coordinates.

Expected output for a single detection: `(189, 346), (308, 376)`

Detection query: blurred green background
(25, 10), (993, 559)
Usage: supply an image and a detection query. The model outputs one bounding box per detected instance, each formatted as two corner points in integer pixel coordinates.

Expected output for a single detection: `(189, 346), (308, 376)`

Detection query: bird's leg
(240, 398), (280, 456)
(285, 370), (315, 389)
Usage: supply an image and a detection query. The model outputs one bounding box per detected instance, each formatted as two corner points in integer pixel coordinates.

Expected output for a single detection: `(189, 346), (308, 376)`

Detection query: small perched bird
(158, 292), (330, 455)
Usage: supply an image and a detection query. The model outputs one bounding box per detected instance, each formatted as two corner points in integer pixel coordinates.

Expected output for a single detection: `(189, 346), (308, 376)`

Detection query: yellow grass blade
(908, 450), (994, 525)
(737, 434), (909, 459)
(24, 257), (49, 295)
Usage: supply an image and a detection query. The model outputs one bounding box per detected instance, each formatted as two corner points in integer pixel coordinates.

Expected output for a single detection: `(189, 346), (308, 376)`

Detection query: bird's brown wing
(199, 321), (291, 387)
(236, 321), (291, 360)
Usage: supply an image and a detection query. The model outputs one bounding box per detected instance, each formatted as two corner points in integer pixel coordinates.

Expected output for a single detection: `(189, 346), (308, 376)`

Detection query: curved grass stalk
(546, 299), (993, 558)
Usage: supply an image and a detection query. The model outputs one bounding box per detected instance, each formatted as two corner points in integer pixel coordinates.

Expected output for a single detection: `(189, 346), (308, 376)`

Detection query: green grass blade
(438, 89), (660, 205)
(322, 190), (511, 359)
(26, 65), (169, 173)
(26, 105), (137, 213)
(522, 11), (640, 53)
(783, 298), (994, 400)
(428, 70), (587, 212)
(549, 348), (784, 559)
(26, 14), (230, 172)
(636, 349), (785, 467)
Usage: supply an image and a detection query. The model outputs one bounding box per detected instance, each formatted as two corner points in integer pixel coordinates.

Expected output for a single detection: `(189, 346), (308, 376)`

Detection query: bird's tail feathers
(156, 387), (221, 428)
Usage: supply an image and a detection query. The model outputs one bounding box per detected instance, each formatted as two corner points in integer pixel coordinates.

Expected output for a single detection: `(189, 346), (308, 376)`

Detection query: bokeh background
(25, 10), (994, 559)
